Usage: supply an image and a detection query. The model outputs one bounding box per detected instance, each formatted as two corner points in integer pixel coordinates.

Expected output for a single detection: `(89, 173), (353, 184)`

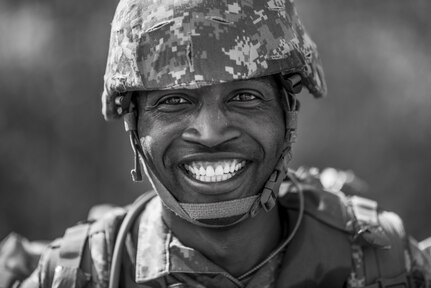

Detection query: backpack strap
(38, 191), (157, 288)
(51, 223), (91, 288)
(36, 205), (126, 286)
(108, 190), (157, 288)
(281, 177), (418, 288)
(346, 195), (414, 288)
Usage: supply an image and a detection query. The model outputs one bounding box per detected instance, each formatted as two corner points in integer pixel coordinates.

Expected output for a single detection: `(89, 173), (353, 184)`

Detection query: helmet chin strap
(134, 138), (292, 228)
(121, 77), (299, 228)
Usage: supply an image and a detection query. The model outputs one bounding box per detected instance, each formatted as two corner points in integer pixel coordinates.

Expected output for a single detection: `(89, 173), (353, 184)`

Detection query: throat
(163, 204), (283, 277)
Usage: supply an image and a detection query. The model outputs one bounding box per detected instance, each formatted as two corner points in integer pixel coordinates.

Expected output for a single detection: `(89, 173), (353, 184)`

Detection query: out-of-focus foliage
(1, 0), (430, 240)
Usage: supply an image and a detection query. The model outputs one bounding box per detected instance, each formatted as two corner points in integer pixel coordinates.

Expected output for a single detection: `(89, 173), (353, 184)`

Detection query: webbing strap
(285, 111), (298, 131)
(350, 196), (379, 226)
(109, 191), (157, 288)
(52, 267), (90, 288)
(362, 273), (410, 288)
(179, 195), (259, 219)
(52, 223), (91, 288)
(346, 196), (410, 288)
(348, 244), (366, 288)
(348, 196), (391, 249)
(58, 224), (90, 268)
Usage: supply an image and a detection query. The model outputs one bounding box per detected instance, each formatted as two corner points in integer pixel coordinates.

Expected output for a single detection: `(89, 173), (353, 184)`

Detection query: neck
(162, 204), (283, 277)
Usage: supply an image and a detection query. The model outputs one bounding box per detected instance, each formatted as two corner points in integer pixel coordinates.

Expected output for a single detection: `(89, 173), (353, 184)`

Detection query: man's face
(137, 77), (285, 204)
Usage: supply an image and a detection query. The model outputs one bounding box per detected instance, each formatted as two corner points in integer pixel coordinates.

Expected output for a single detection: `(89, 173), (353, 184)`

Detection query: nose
(181, 106), (241, 148)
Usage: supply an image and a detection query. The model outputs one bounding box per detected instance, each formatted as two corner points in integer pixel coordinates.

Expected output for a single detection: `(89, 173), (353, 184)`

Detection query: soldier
(2, 0), (431, 287)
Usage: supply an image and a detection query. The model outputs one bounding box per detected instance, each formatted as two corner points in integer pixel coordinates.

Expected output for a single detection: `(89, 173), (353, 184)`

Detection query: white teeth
(199, 166), (206, 176)
(184, 159), (247, 182)
(223, 163), (230, 173)
(206, 166), (215, 177)
(229, 161), (236, 173)
(186, 165), (195, 175)
(215, 165), (224, 176)
(192, 172), (236, 183)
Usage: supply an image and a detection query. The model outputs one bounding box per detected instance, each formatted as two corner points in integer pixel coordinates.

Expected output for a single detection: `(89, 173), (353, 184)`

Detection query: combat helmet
(102, 0), (327, 228)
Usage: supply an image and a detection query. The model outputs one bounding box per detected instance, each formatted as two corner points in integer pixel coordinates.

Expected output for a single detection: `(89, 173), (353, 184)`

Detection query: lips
(182, 159), (247, 183)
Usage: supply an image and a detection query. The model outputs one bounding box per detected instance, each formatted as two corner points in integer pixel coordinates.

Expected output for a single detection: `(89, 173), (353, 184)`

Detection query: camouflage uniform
(6, 177), (431, 287)
(122, 196), (284, 288)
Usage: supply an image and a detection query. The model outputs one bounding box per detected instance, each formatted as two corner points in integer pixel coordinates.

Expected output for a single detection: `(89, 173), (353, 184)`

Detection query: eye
(159, 96), (190, 105)
(150, 94), (193, 113)
(230, 92), (258, 102)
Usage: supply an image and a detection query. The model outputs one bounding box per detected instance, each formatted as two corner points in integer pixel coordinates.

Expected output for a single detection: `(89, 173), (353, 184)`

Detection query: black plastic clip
(281, 73), (302, 94)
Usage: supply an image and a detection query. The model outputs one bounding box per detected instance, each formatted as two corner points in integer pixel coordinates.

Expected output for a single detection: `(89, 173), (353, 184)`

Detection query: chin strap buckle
(260, 188), (277, 212)
(259, 167), (285, 213)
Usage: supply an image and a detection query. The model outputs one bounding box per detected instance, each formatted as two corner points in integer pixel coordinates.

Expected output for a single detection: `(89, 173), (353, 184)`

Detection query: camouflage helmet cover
(103, 0), (327, 120)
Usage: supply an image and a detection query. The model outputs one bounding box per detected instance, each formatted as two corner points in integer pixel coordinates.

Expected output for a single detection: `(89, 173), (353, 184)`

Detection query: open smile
(182, 159), (248, 183)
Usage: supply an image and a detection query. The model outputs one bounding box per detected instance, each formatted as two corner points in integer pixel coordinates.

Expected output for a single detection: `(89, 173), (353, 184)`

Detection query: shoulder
(279, 168), (407, 244)
(37, 191), (157, 287)
(278, 168), (431, 287)
(36, 206), (127, 287)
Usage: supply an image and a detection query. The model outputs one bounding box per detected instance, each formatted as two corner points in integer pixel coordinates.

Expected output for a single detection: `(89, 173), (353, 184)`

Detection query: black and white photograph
(1, 0), (431, 287)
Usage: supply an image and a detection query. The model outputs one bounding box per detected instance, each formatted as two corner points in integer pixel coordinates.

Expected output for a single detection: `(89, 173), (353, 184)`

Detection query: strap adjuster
(259, 168), (284, 212)
(260, 188), (277, 212)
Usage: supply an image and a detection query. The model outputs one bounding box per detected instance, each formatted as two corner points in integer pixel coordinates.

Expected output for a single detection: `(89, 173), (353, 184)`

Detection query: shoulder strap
(108, 190), (157, 288)
(346, 196), (415, 288)
(50, 223), (91, 288)
(280, 178), (417, 288)
(39, 191), (156, 288)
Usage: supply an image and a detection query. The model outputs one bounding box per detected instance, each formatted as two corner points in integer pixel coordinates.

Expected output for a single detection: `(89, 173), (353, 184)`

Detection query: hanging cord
(238, 172), (305, 280)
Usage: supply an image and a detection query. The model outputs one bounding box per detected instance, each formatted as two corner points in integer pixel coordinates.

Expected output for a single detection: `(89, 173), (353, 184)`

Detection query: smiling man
(6, 0), (431, 287)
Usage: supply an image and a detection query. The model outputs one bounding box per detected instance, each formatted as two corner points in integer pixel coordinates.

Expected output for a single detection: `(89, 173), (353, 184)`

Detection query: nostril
(182, 128), (200, 139)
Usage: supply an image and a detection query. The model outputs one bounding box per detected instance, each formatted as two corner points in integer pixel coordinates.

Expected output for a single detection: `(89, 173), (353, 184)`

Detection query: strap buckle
(348, 196), (391, 249)
(259, 168), (284, 212)
(260, 188), (277, 212)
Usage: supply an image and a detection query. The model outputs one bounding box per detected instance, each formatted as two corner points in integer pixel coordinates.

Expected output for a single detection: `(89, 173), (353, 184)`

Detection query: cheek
(137, 114), (163, 163)
(140, 135), (154, 158)
(137, 114), (185, 163)
(264, 115), (285, 157)
(252, 108), (285, 158)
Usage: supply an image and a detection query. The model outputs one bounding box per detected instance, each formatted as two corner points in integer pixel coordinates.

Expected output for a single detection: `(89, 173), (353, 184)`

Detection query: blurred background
(1, 0), (430, 241)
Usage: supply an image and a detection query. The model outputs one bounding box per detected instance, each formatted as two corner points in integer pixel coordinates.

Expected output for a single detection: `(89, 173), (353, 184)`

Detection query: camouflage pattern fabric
(6, 187), (431, 287)
(131, 196), (285, 288)
(102, 0), (326, 120)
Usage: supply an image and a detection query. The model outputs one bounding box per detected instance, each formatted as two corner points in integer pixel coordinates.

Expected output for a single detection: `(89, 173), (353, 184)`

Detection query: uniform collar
(135, 197), (227, 283)
(135, 196), (287, 287)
